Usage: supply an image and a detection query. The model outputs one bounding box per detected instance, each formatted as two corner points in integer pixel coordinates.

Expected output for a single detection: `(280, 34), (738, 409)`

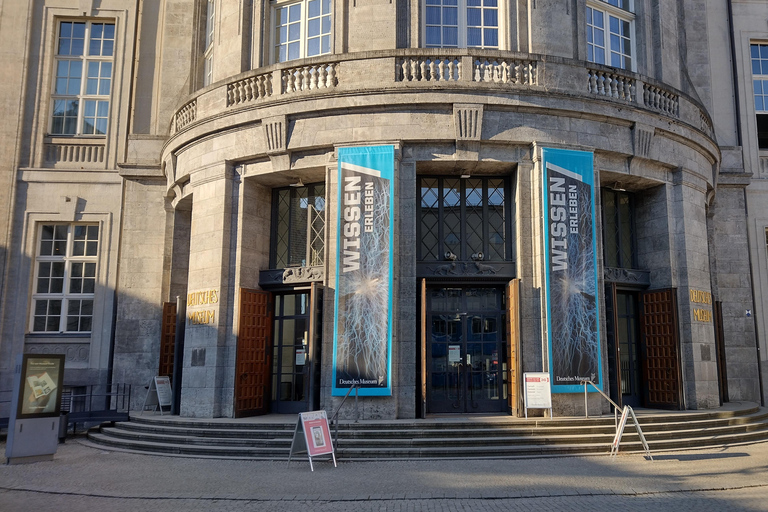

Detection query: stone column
(180, 164), (239, 417)
(396, 153), (416, 419)
(708, 180), (760, 402)
(515, 155), (545, 376)
(670, 170), (719, 409)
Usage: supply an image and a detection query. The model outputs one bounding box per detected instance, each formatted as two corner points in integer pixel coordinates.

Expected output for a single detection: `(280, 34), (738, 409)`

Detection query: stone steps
(85, 402), (768, 460)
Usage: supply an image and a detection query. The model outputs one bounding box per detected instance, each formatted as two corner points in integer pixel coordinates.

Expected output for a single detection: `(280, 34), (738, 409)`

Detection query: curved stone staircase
(84, 402), (768, 460)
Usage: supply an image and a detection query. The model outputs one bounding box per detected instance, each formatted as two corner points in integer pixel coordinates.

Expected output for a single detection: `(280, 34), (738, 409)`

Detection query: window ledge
(25, 333), (92, 340)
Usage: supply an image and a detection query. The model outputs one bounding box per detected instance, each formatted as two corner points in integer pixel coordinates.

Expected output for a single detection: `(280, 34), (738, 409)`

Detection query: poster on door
(332, 145), (394, 396)
(541, 147), (602, 393)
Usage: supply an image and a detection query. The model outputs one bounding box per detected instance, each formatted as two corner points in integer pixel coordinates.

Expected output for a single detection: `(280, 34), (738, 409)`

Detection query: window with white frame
(51, 21), (114, 136)
(424, 0), (499, 49)
(31, 224), (99, 333)
(586, 0), (634, 71)
(204, 0), (215, 86)
(273, 0), (332, 63)
(751, 43), (768, 150)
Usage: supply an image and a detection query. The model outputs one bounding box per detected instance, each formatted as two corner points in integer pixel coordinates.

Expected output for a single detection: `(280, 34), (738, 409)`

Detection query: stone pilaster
(670, 170), (719, 409)
(180, 164), (239, 417)
(708, 180), (760, 402)
(396, 153), (416, 419)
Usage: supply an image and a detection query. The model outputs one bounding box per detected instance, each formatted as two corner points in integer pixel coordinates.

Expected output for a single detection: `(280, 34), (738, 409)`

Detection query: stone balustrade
(587, 67), (634, 102)
(474, 57), (536, 85)
(171, 99), (197, 134)
(642, 82), (679, 117)
(227, 73), (273, 106)
(44, 141), (105, 166)
(759, 155), (768, 178)
(397, 56), (462, 82)
(282, 62), (338, 93)
(168, 50), (709, 139)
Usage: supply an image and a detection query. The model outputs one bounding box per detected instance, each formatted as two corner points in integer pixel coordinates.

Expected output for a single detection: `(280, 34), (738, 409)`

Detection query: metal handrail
(329, 384), (359, 451)
(580, 379), (620, 429)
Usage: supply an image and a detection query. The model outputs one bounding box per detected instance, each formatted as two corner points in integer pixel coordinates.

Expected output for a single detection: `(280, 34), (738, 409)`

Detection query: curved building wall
(0, 0), (762, 421)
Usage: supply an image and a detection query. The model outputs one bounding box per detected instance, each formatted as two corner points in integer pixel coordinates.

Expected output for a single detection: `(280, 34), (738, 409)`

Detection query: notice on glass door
(448, 345), (461, 363)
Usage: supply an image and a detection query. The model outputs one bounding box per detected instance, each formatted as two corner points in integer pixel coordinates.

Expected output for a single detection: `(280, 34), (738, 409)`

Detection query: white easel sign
(288, 410), (337, 471)
(523, 372), (553, 419)
(142, 376), (173, 415)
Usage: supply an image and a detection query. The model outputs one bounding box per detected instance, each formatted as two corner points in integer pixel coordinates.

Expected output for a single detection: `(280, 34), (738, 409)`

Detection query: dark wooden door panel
(506, 279), (521, 416)
(235, 289), (273, 417)
(640, 288), (681, 409)
(159, 302), (177, 381)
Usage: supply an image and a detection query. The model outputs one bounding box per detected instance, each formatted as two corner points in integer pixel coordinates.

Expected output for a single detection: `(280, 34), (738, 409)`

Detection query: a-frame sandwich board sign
(288, 410), (337, 471)
(142, 376), (172, 415)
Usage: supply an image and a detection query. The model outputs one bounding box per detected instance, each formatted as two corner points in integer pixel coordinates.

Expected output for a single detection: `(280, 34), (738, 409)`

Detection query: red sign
(300, 411), (334, 457)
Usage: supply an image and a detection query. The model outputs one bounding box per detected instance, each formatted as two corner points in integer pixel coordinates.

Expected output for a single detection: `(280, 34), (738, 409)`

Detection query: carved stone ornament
(282, 266), (324, 283)
(427, 260), (501, 276)
(603, 267), (650, 287)
(25, 343), (89, 363)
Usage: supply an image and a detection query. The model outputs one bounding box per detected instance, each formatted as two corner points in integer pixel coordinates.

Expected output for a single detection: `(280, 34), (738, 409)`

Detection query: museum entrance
(426, 287), (506, 413)
(605, 285), (683, 410)
(270, 285), (322, 414)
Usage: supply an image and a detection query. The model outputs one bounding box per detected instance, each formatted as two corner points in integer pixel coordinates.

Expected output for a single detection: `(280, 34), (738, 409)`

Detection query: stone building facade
(0, 0), (765, 420)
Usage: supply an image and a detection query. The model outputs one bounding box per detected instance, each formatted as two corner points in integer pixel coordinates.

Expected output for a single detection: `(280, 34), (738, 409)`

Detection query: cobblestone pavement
(1, 440), (767, 511)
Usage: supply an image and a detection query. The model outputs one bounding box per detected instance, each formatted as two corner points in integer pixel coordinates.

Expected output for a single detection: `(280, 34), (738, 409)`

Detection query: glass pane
(602, 190), (618, 267)
(484, 28), (498, 48)
(467, 8), (481, 25)
(309, 0), (320, 18)
(619, 193), (633, 267)
(307, 38), (320, 56)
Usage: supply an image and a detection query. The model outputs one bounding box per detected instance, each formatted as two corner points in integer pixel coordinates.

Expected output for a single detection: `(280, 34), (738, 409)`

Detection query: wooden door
(505, 279), (521, 416)
(639, 288), (682, 409)
(420, 278), (427, 419)
(159, 302), (177, 381)
(235, 289), (273, 417)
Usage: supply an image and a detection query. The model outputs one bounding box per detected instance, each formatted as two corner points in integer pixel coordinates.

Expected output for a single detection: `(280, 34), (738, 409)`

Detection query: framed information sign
(288, 410), (337, 471)
(523, 372), (553, 419)
(17, 354), (65, 419)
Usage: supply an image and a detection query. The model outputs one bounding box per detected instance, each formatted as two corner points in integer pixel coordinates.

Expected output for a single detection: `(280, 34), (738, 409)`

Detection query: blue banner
(542, 148), (602, 393)
(332, 146), (394, 396)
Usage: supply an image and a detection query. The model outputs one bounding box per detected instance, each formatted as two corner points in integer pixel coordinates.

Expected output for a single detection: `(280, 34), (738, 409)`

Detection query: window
(586, 0), (634, 70)
(51, 21), (114, 136)
(751, 43), (768, 149)
(31, 224), (99, 333)
(271, 184), (325, 268)
(204, 0), (215, 86)
(417, 177), (510, 262)
(424, 0), (499, 49)
(273, 0), (332, 63)
(601, 188), (636, 269)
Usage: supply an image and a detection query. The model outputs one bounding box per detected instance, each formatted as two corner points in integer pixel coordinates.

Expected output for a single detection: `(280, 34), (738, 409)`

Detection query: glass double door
(427, 288), (505, 413)
(271, 293), (310, 414)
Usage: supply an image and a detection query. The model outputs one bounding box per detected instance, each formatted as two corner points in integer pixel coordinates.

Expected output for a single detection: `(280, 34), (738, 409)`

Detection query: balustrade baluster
(310, 67), (318, 89)
(318, 65), (327, 88)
